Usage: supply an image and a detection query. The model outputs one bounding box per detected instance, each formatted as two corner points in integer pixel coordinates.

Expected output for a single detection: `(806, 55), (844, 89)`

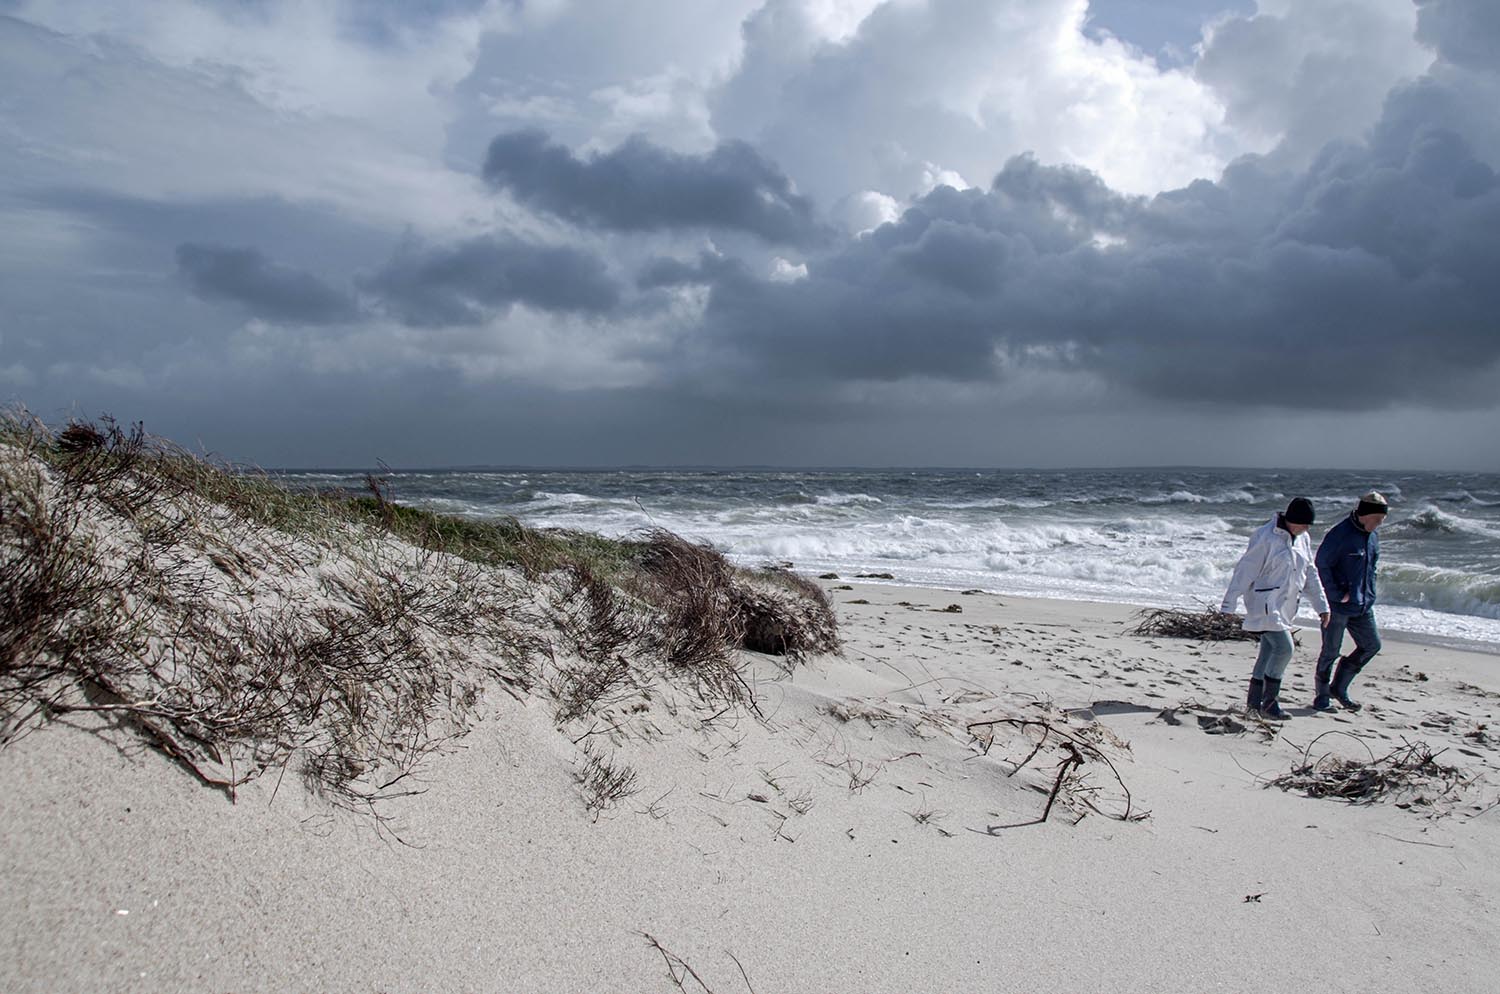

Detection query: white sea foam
(1141, 491), (1204, 504)
(279, 467), (1500, 647)
(1433, 490), (1500, 506)
(1390, 504), (1500, 539)
(526, 491), (616, 510)
(812, 492), (884, 506)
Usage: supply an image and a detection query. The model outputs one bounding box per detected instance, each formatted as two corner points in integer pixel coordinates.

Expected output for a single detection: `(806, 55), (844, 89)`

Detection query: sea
(275, 467), (1500, 650)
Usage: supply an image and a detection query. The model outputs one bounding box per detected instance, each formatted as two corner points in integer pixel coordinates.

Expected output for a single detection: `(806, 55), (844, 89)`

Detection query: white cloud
(714, 0), (1240, 202)
(0, 15), (505, 238)
(588, 69), (718, 151)
(1195, 0), (1432, 167)
(831, 189), (902, 234)
(769, 257), (810, 280)
(8, 1), (501, 147)
(458, 0), (761, 153)
(919, 163), (972, 193)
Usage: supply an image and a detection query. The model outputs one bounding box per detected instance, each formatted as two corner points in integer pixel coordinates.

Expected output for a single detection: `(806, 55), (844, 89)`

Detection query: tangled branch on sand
(1266, 731), (1470, 808)
(639, 933), (717, 994)
(1127, 607), (1259, 642)
(966, 714), (1145, 829)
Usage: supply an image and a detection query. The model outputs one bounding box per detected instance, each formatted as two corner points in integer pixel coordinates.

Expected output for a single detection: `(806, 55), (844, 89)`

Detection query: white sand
(4, 580), (1499, 993)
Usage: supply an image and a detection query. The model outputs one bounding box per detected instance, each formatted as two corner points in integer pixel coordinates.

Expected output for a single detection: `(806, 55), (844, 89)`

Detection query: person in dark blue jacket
(1312, 491), (1390, 711)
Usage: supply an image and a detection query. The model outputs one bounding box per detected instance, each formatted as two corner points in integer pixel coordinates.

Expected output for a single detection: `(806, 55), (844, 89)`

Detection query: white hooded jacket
(1220, 515), (1329, 633)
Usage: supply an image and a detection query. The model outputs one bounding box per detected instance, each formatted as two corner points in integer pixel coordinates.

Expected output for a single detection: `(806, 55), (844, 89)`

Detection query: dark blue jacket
(1315, 513), (1380, 615)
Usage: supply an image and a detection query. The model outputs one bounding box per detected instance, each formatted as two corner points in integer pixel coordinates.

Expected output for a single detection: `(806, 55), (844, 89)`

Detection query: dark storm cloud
(1416, 0), (1500, 72)
(364, 235), (620, 327)
(660, 76), (1500, 410)
(636, 251), (748, 290)
(175, 243), (359, 324)
(35, 188), (395, 274)
(482, 128), (824, 245)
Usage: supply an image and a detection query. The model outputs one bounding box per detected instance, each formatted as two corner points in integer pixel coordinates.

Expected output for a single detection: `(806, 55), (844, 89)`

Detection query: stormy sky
(2, 0), (1498, 469)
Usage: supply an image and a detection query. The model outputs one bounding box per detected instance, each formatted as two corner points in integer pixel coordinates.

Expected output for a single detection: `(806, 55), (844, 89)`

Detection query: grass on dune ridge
(0, 409), (839, 830)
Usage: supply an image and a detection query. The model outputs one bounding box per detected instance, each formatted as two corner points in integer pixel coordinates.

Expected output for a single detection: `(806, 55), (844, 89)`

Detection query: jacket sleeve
(1302, 549), (1329, 615)
(1221, 534), (1269, 613)
(1315, 527), (1346, 602)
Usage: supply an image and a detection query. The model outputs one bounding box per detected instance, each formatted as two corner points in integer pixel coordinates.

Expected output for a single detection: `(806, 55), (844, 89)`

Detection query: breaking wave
(275, 466), (1500, 645)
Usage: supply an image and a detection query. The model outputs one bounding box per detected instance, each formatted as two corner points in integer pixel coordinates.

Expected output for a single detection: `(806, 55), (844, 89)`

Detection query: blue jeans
(1316, 609), (1382, 677)
(1251, 630), (1295, 682)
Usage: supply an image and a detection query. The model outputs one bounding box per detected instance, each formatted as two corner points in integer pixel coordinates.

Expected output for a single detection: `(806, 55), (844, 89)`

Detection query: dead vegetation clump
(629, 530), (840, 708)
(631, 529), (754, 708)
(1265, 733), (1470, 808)
(1128, 607), (1259, 642)
(737, 566), (841, 660)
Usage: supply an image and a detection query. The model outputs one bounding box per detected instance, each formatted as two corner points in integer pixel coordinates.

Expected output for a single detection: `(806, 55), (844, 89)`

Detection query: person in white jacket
(1219, 497), (1330, 719)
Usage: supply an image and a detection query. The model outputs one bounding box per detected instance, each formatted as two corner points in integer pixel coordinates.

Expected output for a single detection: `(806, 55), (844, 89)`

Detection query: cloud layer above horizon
(3, 0), (1499, 468)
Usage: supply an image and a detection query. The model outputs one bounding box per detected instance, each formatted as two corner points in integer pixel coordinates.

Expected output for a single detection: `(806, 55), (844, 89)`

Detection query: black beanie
(1356, 491), (1390, 517)
(1284, 497), (1315, 525)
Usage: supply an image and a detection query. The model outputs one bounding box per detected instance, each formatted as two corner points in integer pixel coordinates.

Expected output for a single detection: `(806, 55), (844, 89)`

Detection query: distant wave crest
(1383, 566), (1500, 620)
(1389, 504), (1498, 538)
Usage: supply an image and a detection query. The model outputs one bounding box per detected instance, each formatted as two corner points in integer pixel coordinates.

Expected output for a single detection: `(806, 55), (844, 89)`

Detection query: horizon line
(255, 463), (1488, 476)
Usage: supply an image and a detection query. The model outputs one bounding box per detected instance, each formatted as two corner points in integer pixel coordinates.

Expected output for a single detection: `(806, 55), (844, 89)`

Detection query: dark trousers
(1316, 609), (1382, 678)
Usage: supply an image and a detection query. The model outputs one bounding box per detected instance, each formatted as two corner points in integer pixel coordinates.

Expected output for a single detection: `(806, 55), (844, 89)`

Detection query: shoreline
(817, 580), (1500, 693)
(799, 572), (1500, 658)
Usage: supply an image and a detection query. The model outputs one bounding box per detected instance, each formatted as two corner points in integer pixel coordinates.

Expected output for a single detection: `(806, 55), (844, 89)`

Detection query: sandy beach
(5, 574), (1497, 994)
(7, 2), (1500, 988)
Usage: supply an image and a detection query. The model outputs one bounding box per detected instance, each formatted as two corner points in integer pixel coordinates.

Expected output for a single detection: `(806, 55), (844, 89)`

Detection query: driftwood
(1127, 607), (1259, 642)
(966, 716), (1143, 830)
(1266, 731), (1469, 805)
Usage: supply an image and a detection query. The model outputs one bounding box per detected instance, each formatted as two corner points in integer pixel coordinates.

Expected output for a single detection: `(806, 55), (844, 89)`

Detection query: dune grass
(0, 409), (839, 825)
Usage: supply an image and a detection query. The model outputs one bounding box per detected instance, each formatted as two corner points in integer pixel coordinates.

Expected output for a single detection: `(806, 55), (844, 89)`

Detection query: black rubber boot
(1260, 677), (1290, 720)
(1247, 677), (1265, 714)
(1331, 656), (1364, 711)
(1312, 667), (1335, 711)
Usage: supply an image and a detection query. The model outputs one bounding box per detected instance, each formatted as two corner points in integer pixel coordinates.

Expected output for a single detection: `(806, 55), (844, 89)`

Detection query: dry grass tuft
(632, 530), (752, 706)
(737, 566), (841, 661)
(575, 744), (640, 820)
(631, 531), (840, 707)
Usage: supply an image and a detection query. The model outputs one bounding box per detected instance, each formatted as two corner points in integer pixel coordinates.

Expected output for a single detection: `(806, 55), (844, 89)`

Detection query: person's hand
(1341, 593), (1350, 603)
(1319, 612), (1330, 628)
